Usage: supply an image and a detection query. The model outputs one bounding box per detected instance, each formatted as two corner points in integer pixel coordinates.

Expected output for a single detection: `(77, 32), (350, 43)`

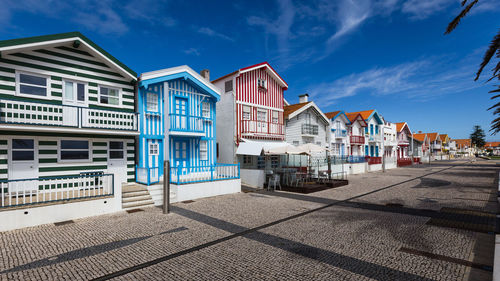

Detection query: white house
(324, 110), (350, 157)
(382, 120), (397, 169)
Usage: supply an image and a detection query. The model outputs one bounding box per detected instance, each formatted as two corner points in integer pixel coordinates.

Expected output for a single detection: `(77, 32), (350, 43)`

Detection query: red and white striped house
(212, 62), (288, 187)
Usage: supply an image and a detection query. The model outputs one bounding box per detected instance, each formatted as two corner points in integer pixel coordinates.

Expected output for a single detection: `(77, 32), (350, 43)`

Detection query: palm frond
(475, 29), (500, 80)
(489, 101), (500, 111)
(445, 0), (479, 34)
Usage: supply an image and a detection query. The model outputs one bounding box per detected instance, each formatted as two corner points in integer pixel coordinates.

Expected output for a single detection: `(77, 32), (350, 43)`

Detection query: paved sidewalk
(0, 160), (497, 280)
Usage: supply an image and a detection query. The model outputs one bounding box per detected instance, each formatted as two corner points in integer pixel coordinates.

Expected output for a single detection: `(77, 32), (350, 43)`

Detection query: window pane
(110, 150), (124, 159)
(12, 139), (34, 149)
(109, 97), (119, 105)
(109, 89), (119, 97)
(109, 141), (123, 149)
(65, 81), (74, 100)
(77, 83), (85, 101)
(20, 73), (46, 86)
(100, 87), (108, 96)
(13, 150), (34, 161)
(20, 85), (47, 96)
(61, 140), (88, 149)
(61, 150), (89, 160)
(100, 95), (109, 104)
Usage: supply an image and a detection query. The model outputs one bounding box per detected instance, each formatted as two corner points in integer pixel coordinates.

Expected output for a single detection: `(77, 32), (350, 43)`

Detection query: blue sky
(1, 0), (499, 139)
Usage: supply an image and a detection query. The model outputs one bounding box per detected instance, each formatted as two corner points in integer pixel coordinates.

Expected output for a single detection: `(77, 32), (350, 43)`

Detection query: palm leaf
(488, 101), (500, 111)
(445, 0), (479, 34)
(475, 29), (500, 80)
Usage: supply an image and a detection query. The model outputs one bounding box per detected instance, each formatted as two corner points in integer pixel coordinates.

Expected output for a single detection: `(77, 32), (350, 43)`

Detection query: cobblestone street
(0, 159), (497, 280)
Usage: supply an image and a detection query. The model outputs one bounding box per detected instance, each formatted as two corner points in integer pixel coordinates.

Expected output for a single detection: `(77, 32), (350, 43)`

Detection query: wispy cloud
(183, 48), (201, 56)
(401, 0), (454, 20)
(308, 53), (485, 106)
(197, 27), (234, 41)
(73, 1), (128, 35)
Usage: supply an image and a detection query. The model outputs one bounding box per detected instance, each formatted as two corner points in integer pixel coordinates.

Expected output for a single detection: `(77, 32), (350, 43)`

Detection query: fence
(136, 166), (160, 185)
(397, 158), (412, 167)
(169, 113), (206, 132)
(0, 173), (114, 209)
(170, 164), (240, 185)
(366, 156), (382, 165)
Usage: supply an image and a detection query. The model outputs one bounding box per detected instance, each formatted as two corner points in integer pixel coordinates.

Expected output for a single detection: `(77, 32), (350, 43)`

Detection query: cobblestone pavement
(0, 159), (497, 280)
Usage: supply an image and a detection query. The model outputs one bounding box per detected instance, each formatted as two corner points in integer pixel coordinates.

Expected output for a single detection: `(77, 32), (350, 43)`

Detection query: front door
(62, 80), (87, 126)
(107, 141), (127, 186)
(173, 140), (189, 167)
(174, 97), (188, 130)
(9, 138), (38, 193)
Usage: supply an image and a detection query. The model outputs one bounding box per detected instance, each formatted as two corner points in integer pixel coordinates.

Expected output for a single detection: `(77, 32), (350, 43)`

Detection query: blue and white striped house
(136, 66), (240, 187)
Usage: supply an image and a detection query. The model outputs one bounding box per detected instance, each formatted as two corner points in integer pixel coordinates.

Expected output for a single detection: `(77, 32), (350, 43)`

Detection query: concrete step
(122, 199), (155, 210)
(122, 190), (150, 198)
(122, 195), (152, 203)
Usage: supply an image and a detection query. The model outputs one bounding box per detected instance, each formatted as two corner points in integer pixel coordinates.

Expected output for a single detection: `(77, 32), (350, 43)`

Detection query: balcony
(302, 124), (319, 136)
(366, 156), (382, 165)
(350, 135), (365, 145)
(169, 114), (208, 136)
(332, 129), (347, 138)
(433, 144), (442, 149)
(0, 99), (138, 133)
(397, 139), (409, 146)
(397, 158), (412, 167)
(367, 134), (381, 142)
(241, 120), (284, 139)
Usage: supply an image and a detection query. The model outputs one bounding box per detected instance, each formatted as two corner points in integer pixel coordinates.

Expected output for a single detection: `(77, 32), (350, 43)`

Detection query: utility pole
(382, 124), (386, 172)
(163, 160), (170, 214)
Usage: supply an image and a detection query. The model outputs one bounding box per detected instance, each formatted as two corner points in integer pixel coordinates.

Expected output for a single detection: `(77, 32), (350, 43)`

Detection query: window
(272, 111), (279, 124)
(60, 140), (90, 161)
(109, 141), (124, 159)
(365, 127), (368, 134)
(202, 102), (210, 118)
(147, 92), (158, 112)
(316, 141), (322, 146)
(292, 141), (299, 146)
(243, 155), (253, 164)
(64, 80), (86, 104)
(370, 124), (374, 135)
(257, 110), (266, 122)
(375, 125), (379, 134)
(12, 139), (34, 161)
(200, 140), (208, 160)
(149, 143), (159, 156)
(100, 86), (120, 106)
(258, 78), (267, 89)
(242, 106), (251, 120)
(17, 72), (48, 97)
(224, 80), (233, 92)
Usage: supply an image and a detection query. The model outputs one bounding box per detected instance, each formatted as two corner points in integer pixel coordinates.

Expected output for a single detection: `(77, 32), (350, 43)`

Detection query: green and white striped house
(0, 32), (138, 196)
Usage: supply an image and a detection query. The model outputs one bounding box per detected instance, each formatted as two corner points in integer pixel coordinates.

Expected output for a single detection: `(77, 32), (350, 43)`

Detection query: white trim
(0, 124), (140, 135)
(287, 102), (329, 124)
(236, 100), (283, 112)
(0, 37), (137, 81)
(98, 84), (122, 108)
(15, 70), (52, 100)
(169, 131), (205, 137)
(108, 141), (126, 160)
(239, 64), (288, 88)
(57, 139), (93, 163)
(62, 78), (88, 107)
(8, 137), (39, 180)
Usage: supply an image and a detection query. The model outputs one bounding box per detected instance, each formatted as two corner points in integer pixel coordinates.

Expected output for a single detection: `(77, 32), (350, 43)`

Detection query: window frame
(257, 78), (267, 90)
(146, 92), (159, 112)
(202, 102), (210, 118)
(11, 139), (35, 162)
(242, 105), (251, 120)
(58, 139), (92, 163)
(63, 79), (88, 106)
(108, 141), (125, 160)
(200, 140), (208, 161)
(98, 85), (121, 108)
(149, 142), (159, 156)
(272, 111), (279, 124)
(257, 110), (267, 122)
(15, 71), (51, 100)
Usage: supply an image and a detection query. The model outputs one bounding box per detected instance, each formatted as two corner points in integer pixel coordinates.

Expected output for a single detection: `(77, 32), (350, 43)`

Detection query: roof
(485, 142), (500, 148)
(284, 102), (310, 119)
(412, 133), (427, 142)
(139, 65), (221, 100)
(212, 62), (288, 88)
(345, 112), (368, 126)
(0, 31), (137, 80)
(427, 133), (439, 141)
(452, 139), (472, 147)
(346, 109), (383, 124)
(325, 111), (341, 120)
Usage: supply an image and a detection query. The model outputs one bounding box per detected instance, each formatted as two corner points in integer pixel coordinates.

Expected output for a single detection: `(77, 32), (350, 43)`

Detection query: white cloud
(197, 27), (234, 41)
(401, 0), (454, 20)
(183, 48), (201, 56)
(74, 1), (128, 35)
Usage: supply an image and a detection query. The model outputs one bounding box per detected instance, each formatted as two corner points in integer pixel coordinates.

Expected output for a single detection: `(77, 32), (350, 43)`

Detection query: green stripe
(88, 97), (97, 102)
(0, 150), (7, 154)
(123, 101), (134, 107)
(0, 66), (15, 73)
(122, 88), (134, 93)
(127, 142), (135, 147)
(0, 130), (135, 139)
(122, 94), (134, 100)
(10, 53), (123, 78)
(0, 159), (7, 165)
(89, 89), (98, 94)
(0, 85), (15, 91)
(39, 158), (57, 163)
(39, 165), (107, 172)
(34, 49), (109, 68)
(0, 169), (7, 174)
(127, 157), (134, 161)
(39, 149), (57, 154)
(93, 142), (107, 146)
(88, 104), (134, 113)
(55, 46), (93, 57)
(39, 141), (57, 145)
(51, 76), (62, 81)
(51, 83), (62, 89)
(127, 164), (134, 168)
(127, 178), (135, 183)
(93, 157), (107, 162)
(0, 58), (133, 86)
(0, 140), (7, 145)
(51, 91), (62, 97)
(88, 82), (98, 87)
(127, 171), (134, 175)
(0, 75), (15, 82)
(0, 94), (62, 105)
(127, 150), (134, 154)
(93, 150), (107, 154)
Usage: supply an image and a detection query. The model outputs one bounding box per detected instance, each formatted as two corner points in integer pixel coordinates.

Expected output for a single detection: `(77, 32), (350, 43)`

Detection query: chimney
(418, 131), (422, 133)
(299, 93), (309, 103)
(200, 69), (210, 81)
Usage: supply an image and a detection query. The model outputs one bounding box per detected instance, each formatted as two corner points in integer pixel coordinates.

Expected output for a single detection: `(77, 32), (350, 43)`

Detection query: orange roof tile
(283, 102), (310, 119)
(427, 133), (439, 141)
(345, 112), (367, 126)
(324, 111), (341, 120)
(485, 141), (500, 148)
(346, 110), (375, 120)
(452, 139), (471, 147)
(413, 133), (426, 142)
(439, 134), (449, 142)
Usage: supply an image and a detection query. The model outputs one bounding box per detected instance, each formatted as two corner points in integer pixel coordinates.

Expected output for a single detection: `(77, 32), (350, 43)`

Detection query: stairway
(122, 184), (155, 210)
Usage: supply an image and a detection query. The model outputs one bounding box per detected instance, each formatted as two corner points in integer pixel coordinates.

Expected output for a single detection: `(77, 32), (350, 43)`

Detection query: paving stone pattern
(0, 159), (497, 280)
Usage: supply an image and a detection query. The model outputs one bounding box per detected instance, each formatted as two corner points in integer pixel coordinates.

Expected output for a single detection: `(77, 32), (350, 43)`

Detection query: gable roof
(139, 65), (221, 100)
(212, 62), (288, 89)
(284, 101), (329, 124)
(347, 109), (383, 124)
(412, 133), (427, 142)
(452, 139), (472, 147)
(345, 112), (368, 127)
(325, 110), (351, 124)
(427, 133), (439, 141)
(0, 31), (136, 80)
(395, 122), (412, 135)
(439, 134), (450, 143)
(485, 142), (500, 148)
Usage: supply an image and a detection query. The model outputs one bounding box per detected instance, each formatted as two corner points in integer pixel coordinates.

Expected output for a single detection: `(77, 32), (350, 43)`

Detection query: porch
(136, 164), (240, 186)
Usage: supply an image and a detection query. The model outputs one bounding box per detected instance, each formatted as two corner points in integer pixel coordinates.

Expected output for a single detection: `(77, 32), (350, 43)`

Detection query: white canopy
(296, 143), (328, 155)
(236, 140), (289, 156)
(264, 144), (302, 155)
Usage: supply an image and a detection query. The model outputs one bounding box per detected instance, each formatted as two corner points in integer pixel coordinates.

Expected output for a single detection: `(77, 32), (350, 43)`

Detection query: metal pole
(382, 124), (385, 172)
(163, 160), (170, 214)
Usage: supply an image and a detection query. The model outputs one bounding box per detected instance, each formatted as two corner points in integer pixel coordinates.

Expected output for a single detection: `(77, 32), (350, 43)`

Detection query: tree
(470, 125), (486, 148)
(445, 1), (500, 134)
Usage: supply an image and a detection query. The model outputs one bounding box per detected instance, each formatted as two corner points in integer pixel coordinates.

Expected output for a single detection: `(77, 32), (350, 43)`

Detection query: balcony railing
(367, 134), (382, 142)
(0, 173), (113, 209)
(241, 120), (284, 137)
(169, 114), (207, 133)
(433, 144), (442, 149)
(366, 156), (382, 165)
(0, 98), (138, 131)
(170, 163), (240, 185)
(332, 129), (347, 138)
(136, 166), (160, 185)
(397, 158), (412, 167)
(302, 124), (319, 135)
(350, 135), (365, 145)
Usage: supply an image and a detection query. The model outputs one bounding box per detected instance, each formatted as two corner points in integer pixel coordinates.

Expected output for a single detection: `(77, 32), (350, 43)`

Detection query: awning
(236, 140), (288, 156)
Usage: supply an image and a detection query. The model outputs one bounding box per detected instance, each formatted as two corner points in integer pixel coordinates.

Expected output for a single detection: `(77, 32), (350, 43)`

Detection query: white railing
(170, 164), (240, 185)
(0, 98), (138, 131)
(136, 166), (160, 185)
(0, 174), (114, 208)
